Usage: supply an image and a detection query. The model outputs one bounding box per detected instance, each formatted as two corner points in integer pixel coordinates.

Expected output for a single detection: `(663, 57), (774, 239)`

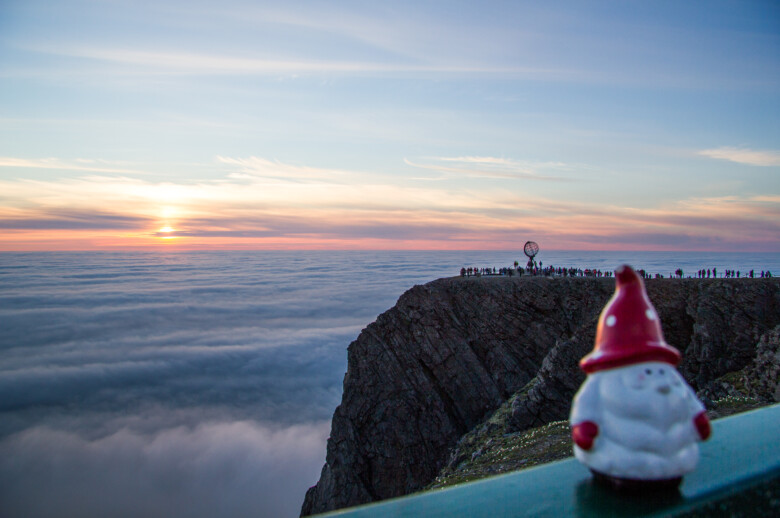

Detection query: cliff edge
(301, 276), (780, 516)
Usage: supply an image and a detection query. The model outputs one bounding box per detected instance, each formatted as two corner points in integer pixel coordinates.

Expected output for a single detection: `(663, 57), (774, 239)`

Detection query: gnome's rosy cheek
(623, 370), (647, 390)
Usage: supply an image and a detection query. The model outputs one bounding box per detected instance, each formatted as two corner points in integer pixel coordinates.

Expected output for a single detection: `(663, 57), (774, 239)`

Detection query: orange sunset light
(158, 226), (178, 239)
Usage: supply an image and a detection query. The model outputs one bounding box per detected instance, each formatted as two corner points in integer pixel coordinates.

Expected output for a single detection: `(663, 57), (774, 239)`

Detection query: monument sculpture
(523, 241), (539, 272)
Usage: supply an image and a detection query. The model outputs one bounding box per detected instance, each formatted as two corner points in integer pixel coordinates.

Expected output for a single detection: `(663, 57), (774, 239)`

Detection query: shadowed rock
(302, 277), (780, 516)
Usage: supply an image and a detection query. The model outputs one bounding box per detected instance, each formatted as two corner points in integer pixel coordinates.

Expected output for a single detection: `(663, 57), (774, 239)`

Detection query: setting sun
(158, 226), (177, 239)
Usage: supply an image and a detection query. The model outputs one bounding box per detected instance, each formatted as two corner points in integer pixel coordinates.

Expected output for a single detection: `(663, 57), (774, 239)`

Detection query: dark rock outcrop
(743, 325), (780, 402)
(302, 277), (780, 516)
(697, 324), (780, 403)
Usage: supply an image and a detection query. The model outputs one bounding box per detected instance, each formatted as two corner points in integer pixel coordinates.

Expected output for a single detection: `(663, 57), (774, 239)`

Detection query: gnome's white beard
(571, 362), (705, 480)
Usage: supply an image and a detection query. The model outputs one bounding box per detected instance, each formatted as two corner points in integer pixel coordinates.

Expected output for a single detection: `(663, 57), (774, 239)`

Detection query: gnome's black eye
(645, 369), (652, 375)
(658, 369), (665, 375)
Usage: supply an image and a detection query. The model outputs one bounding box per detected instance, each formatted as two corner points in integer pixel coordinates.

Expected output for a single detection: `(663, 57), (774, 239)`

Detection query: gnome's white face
(598, 361), (693, 429)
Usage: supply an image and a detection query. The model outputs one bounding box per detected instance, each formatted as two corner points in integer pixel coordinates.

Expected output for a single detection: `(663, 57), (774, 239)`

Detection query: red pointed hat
(580, 264), (681, 374)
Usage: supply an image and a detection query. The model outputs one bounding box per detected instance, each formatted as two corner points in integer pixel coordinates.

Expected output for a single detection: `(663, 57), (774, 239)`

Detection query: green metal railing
(317, 403), (780, 517)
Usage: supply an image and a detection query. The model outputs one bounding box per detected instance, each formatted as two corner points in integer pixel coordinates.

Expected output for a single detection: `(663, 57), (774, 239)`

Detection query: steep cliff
(301, 276), (780, 516)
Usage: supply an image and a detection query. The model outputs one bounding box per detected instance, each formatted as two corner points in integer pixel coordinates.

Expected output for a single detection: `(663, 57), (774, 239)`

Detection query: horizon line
(1, 247), (777, 254)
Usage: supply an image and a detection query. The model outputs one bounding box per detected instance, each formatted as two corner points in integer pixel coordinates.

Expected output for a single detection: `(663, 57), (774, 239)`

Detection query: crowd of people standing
(460, 264), (773, 279)
(460, 264), (618, 278)
(698, 269), (773, 278)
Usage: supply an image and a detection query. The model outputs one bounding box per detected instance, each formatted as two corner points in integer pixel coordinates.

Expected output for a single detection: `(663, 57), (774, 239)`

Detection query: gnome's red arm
(694, 411), (711, 440)
(572, 421), (599, 450)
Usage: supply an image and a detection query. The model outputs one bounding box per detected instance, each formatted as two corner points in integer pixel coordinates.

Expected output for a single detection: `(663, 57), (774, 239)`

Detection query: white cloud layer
(2, 251), (510, 517)
(0, 252), (419, 517)
(0, 420), (330, 518)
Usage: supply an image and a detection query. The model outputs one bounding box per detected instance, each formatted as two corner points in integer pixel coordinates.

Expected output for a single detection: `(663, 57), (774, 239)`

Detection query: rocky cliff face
(301, 276), (780, 516)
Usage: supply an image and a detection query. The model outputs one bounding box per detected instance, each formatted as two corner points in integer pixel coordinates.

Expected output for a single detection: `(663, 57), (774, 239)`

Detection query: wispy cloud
(404, 156), (573, 181)
(1, 155), (778, 251)
(0, 209), (152, 230)
(216, 156), (349, 182)
(698, 147), (780, 167)
(25, 46), (529, 77)
(527, 195), (780, 250)
(0, 157), (148, 175)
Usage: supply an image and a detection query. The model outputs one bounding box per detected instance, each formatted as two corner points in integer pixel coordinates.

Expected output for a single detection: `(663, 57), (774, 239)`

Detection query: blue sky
(1, 0), (779, 250)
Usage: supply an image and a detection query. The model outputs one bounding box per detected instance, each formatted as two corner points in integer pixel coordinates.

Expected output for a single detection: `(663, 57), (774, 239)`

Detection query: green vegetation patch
(707, 394), (765, 418)
(427, 419), (573, 490)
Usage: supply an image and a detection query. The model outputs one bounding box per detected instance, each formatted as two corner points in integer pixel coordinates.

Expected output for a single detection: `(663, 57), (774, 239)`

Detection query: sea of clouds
(1, 249), (775, 518)
(1, 250), (516, 518)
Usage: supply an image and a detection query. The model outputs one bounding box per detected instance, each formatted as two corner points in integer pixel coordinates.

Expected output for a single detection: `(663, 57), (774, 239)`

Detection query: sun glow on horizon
(158, 226), (178, 239)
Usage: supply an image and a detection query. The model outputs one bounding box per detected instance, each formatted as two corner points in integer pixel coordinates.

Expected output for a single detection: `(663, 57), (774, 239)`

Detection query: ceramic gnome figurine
(569, 264), (711, 490)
